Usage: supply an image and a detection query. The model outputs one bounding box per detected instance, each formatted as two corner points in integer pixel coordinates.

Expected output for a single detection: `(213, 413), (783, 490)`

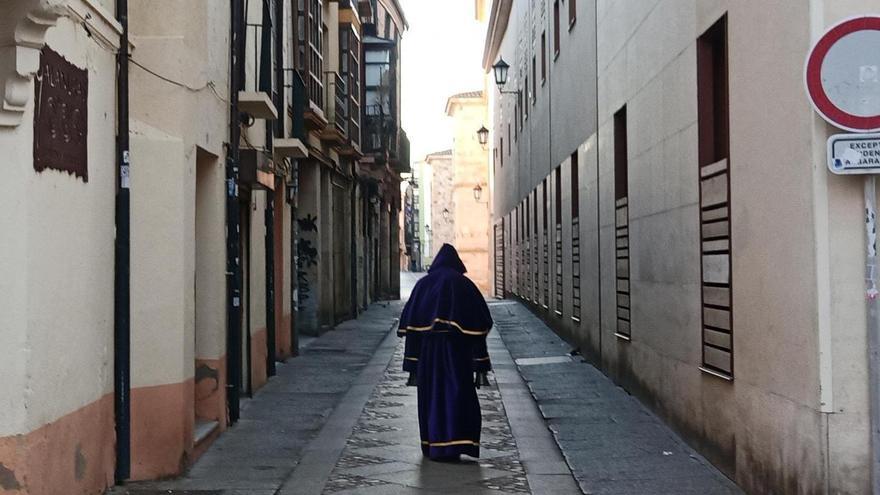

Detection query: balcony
(390, 129), (410, 174)
(239, 148), (276, 190)
(320, 71), (347, 145)
(303, 71), (327, 130)
(238, 91), (278, 120)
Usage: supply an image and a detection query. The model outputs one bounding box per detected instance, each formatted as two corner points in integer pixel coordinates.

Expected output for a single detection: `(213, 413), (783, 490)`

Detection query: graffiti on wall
(296, 215), (319, 310)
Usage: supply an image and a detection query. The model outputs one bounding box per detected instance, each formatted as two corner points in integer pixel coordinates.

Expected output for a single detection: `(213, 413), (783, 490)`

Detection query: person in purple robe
(398, 244), (493, 461)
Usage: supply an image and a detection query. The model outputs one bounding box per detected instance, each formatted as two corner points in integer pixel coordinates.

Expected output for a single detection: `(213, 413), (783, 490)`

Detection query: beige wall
(0, 5), (118, 439)
(448, 95), (491, 293)
(129, 0), (229, 386)
(595, 2), (871, 492)
(425, 154), (455, 264)
(0, 3), (121, 492)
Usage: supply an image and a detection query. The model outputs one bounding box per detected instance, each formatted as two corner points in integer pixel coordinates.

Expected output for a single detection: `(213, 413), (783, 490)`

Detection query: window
(524, 73), (530, 115)
(507, 123), (511, 155)
(570, 150), (579, 217)
(515, 104), (519, 141)
(554, 167), (563, 316)
(525, 196), (531, 300)
(541, 32), (547, 83)
(495, 220), (505, 296)
(531, 57), (537, 103)
(517, 88), (524, 129)
(697, 15), (732, 379)
(570, 150), (581, 321)
(541, 180), (551, 308)
(340, 25), (361, 144)
(569, 0), (577, 29)
(614, 106), (630, 339)
(535, 188), (541, 304)
(295, 0), (324, 107)
(553, 0), (560, 58)
(500, 137), (504, 167)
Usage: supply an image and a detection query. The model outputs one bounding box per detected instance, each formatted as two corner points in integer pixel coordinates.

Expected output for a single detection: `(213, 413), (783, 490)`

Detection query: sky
(399, 0), (488, 165)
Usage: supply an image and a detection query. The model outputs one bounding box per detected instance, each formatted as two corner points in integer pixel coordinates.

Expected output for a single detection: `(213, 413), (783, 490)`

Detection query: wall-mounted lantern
(492, 58), (510, 87)
(477, 126), (489, 145)
(473, 184), (483, 202)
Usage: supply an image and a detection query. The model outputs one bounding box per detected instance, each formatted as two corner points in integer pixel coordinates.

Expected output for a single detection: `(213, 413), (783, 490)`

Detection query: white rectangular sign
(828, 133), (880, 175)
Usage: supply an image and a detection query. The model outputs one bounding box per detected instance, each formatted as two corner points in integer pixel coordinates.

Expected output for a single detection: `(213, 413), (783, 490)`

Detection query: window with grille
(534, 190), (541, 304)
(571, 150), (581, 321)
(516, 204), (522, 296)
(554, 167), (563, 316)
(495, 220), (505, 297)
(614, 106), (631, 339)
(542, 180), (550, 308)
(698, 15), (732, 379)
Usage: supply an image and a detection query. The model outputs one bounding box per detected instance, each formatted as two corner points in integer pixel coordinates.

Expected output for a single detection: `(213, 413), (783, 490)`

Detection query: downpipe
(225, 0), (245, 424)
(113, 0), (131, 482)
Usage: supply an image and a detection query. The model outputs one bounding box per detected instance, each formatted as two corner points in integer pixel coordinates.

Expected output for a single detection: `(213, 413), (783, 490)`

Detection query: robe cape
(398, 244), (493, 459)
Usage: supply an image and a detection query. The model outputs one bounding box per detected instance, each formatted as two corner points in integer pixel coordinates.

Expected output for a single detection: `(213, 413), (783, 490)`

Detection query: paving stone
(490, 302), (743, 495)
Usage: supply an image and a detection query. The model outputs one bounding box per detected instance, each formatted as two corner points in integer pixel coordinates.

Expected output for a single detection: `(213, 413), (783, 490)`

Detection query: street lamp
(477, 126), (489, 145)
(492, 58), (510, 87)
(492, 58), (521, 97)
(442, 208), (450, 222)
(473, 184), (483, 202)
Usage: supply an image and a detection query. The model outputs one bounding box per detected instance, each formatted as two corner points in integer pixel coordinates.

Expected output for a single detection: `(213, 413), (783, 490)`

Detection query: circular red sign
(805, 16), (880, 132)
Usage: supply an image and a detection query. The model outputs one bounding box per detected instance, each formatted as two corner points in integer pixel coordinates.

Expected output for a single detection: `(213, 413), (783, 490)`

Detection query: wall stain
(195, 363), (220, 394)
(0, 462), (21, 490)
(74, 443), (87, 481)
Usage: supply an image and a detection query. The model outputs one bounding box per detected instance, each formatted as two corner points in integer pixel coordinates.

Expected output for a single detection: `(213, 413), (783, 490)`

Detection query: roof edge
(481, 0), (512, 71)
(444, 90), (486, 115)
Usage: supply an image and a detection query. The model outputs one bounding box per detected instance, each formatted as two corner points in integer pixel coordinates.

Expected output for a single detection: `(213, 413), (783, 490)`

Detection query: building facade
(0, 1), (120, 492)
(0, 0), (407, 492)
(486, 0), (877, 493)
(447, 91), (492, 294)
(421, 149), (455, 267)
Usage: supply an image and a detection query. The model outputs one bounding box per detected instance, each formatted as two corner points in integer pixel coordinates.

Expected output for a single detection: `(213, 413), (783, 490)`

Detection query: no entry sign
(805, 16), (880, 133)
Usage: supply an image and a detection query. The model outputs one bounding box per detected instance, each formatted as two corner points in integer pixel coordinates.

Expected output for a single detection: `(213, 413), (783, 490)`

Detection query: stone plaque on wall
(33, 47), (88, 182)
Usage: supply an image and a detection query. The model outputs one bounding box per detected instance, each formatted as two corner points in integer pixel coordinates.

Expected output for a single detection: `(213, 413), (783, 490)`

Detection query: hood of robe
(398, 244), (492, 337)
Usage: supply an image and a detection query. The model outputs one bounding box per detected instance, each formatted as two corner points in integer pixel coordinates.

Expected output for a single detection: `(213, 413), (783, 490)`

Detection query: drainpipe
(593, 0), (603, 368)
(226, 0), (245, 424)
(114, 0), (131, 482)
(261, 0), (276, 378)
(351, 173), (359, 318)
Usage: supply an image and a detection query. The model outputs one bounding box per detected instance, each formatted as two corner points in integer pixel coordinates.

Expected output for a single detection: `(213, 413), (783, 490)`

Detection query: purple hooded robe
(397, 244), (493, 459)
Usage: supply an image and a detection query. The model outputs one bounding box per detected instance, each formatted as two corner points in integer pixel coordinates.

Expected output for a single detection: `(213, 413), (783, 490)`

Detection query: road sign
(828, 133), (880, 174)
(805, 16), (880, 133)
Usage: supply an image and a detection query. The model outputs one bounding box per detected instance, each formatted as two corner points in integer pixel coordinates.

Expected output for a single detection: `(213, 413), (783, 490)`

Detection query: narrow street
(108, 273), (738, 494)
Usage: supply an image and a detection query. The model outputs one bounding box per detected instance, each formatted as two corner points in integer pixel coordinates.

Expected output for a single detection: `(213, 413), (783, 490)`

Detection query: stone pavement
(109, 300), (405, 495)
(109, 271), (743, 495)
(490, 301), (743, 495)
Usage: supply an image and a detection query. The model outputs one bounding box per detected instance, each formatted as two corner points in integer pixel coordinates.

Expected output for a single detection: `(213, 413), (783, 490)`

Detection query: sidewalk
(490, 301), (742, 495)
(110, 301), (404, 495)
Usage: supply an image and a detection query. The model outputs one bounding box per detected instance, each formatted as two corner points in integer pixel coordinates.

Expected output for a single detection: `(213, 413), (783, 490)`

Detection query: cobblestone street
(109, 274), (740, 494)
